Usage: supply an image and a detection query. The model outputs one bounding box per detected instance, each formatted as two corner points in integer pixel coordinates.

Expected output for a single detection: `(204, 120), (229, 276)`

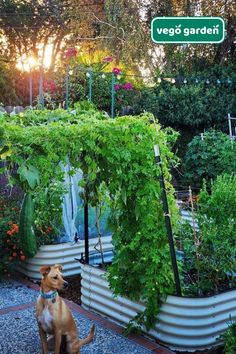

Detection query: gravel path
(0, 279), (37, 309)
(0, 278), (153, 354)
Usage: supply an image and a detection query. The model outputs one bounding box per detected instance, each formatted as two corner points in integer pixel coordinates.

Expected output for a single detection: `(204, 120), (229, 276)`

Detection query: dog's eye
(53, 276), (58, 280)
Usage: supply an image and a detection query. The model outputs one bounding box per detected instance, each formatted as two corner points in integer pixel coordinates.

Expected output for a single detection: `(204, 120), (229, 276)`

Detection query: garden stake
(88, 69), (93, 102)
(189, 186), (201, 295)
(84, 199), (89, 264)
(65, 65), (69, 110)
(111, 73), (115, 118)
(154, 144), (182, 296)
(38, 65), (44, 108)
(29, 70), (33, 106)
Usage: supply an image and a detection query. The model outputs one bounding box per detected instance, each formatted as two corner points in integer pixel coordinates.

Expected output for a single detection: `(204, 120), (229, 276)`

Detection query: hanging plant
(19, 193), (37, 258)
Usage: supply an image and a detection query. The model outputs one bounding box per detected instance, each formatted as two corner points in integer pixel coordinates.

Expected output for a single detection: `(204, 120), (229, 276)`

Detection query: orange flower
(12, 224), (19, 232)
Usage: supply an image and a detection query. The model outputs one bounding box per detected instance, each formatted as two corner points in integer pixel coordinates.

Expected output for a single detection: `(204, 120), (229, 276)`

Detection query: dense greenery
(180, 174), (236, 295)
(0, 194), (22, 274)
(0, 60), (19, 105)
(134, 65), (236, 133)
(183, 130), (236, 188)
(222, 321), (236, 354)
(0, 104), (179, 329)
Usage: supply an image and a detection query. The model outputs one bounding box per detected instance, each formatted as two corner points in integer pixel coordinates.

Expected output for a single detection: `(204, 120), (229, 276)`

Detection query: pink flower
(112, 67), (122, 75)
(114, 84), (121, 91)
(103, 56), (113, 63)
(122, 82), (133, 90)
(64, 48), (77, 59)
(44, 80), (57, 93)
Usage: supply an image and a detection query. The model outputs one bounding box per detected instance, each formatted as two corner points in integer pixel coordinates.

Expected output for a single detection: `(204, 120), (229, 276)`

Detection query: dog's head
(40, 264), (68, 291)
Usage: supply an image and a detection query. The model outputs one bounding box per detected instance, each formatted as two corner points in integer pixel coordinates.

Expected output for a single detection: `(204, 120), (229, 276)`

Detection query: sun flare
(16, 44), (53, 72)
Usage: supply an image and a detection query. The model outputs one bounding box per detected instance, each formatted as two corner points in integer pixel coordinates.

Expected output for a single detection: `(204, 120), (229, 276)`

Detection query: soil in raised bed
(59, 275), (81, 305)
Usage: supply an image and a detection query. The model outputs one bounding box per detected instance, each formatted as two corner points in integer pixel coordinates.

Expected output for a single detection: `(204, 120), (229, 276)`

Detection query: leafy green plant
(0, 196), (25, 274)
(19, 193), (37, 258)
(183, 130), (236, 188)
(134, 64), (236, 132)
(0, 107), (179, 330)
(180, 174), (236, 295)
(222, 321), (236, 354)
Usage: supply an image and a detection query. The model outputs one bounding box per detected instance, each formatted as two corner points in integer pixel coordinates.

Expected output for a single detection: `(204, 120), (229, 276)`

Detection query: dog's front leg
(38, 324), (48, 354)
(54, 330), (62, 354)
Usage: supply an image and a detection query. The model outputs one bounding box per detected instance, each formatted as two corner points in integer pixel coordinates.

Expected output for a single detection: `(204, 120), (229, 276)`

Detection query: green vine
(0, 104), (179, 329)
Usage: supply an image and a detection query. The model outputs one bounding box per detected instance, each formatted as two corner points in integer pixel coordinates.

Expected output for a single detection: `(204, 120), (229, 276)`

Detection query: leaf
(121, 187), (127, 205)
(0, 144), (12, 159)
(17, 164), (40, 189)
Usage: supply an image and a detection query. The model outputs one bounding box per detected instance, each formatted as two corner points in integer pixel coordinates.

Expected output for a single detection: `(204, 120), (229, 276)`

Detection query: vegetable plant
(183, 130), (236, 188)
(180, 174), (236, 295)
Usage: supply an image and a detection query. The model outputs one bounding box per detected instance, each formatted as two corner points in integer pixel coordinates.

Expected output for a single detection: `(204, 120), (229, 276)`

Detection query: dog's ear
(54, 264), (63, 272)
(40, 266), (51, 276)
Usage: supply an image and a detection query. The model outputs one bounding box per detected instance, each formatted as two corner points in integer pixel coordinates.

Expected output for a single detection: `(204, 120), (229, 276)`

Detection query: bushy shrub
(183, 130), (236, 188)
(134, 65), (236, 132)
(180, 174), (236, 295)
(0, 60), (19, 105)
(0, 196), (24, 274)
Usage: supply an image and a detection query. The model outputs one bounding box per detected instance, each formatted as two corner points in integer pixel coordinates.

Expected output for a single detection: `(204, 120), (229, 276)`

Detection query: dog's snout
(63, 281), (69, 289)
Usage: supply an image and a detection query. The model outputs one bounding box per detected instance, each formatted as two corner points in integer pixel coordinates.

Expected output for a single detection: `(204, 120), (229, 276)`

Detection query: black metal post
(39, 65), (44, 108)
(65, 65), (69, 110)
(154, 144), (182, 296)
(84, 201), (89, 264)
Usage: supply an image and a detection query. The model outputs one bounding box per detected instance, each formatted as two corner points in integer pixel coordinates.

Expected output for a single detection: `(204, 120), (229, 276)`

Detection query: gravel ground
(0, 279), (152, 354)
(0, 279), (38, 309)
(0, 307), (152, 354)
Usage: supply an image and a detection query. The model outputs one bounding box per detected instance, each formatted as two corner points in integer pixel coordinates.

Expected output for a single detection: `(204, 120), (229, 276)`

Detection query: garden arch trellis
(1, 108), (179, 328)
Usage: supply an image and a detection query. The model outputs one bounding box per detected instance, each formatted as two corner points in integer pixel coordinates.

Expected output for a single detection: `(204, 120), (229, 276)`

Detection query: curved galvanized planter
(81, 264), (236, 352)
(16, 208), (190, 280)
(16, 236), (113, 279)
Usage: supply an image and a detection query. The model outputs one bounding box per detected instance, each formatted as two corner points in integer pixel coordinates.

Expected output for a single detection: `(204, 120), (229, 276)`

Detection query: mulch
(59, 275), (82, 305)
(34, 275), (82, 305)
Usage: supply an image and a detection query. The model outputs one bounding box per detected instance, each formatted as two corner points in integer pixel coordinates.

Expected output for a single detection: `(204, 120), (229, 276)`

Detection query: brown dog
(36, 264), (95, 354)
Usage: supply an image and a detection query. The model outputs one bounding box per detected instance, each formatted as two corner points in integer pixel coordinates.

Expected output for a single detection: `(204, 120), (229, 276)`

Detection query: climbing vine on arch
(0, 105), (179, 329)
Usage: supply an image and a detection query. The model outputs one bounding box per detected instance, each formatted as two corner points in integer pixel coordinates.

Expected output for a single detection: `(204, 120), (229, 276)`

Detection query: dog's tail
(72, 324), (95, 351)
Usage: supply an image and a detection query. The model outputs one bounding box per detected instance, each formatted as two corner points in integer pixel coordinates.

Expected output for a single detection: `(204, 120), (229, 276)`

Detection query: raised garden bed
(81, 264), (236, 352)
(16, 235), (113, 279)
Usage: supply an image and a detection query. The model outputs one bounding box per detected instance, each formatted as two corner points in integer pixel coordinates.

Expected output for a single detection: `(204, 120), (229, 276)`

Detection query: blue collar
(40, 290), (58, 300)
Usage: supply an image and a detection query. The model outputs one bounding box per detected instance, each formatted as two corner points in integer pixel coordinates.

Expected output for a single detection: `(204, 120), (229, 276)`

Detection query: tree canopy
(0, 1), (235, 76)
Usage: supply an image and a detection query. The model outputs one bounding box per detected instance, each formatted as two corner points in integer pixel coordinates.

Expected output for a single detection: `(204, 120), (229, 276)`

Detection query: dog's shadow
(47, 334), (68, 354)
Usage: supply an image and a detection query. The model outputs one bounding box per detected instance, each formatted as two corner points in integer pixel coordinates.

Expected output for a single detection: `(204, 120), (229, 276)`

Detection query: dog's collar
(40, 290), (58, 300)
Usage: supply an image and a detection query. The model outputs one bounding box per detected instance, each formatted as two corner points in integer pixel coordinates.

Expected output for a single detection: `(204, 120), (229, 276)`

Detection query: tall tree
(146, 0), (236, 71)
(0, 0), (71, 70)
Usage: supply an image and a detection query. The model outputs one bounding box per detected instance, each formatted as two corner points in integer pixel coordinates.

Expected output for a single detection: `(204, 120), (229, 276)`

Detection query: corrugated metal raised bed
(81, 264), (236, 352)
(17, 236), (113, 279)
